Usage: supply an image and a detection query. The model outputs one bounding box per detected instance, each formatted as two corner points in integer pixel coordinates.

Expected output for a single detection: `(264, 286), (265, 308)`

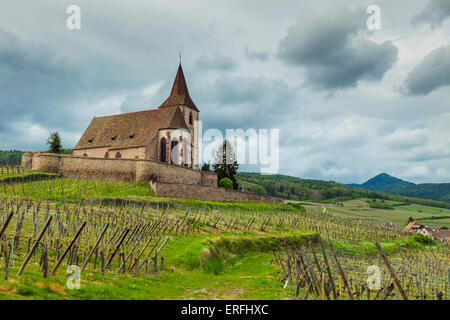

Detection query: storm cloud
(0, 0), (449, 184)
(277, 6), (398, 90)
(404, 44), (450, 95)
(412, 0), (450, 29)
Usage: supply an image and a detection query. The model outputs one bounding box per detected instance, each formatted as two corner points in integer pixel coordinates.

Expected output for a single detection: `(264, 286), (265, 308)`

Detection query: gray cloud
(412, 0), (450, 29)
(244, 46), (270, 62)
(277, 6), (398, 91)
(0, 0), (449, 184)
(195, 54), (238, 71)
(404, 44), (450, 95)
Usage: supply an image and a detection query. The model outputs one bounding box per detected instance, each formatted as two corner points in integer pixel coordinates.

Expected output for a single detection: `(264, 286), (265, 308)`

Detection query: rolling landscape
(1, 0), (450, 307)
(0, 155), (448, 300)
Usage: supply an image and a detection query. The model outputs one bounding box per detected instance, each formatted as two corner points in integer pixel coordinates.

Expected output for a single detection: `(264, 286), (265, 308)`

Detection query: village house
(404, 220), (450, 243)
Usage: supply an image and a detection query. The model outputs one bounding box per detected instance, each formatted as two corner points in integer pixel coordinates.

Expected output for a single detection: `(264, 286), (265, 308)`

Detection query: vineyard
(0, 166), (448, 300)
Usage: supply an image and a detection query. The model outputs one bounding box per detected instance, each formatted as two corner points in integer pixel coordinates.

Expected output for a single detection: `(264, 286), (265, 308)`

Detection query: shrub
(218, 177), (233, 189)
(410, 233), (435, 245)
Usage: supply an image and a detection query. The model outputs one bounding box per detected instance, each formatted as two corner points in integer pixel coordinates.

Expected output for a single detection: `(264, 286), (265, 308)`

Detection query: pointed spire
(159, 63), (199, 112)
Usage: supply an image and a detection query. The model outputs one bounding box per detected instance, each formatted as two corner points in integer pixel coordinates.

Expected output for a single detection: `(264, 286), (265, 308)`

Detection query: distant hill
(391, 183), (450, 203)
(237, 172), (450, 208)
(350, 173), (450, 203)
(237, 172), (379, 202)
(351, 173), (415, 191)
(0, 150), (24, 165)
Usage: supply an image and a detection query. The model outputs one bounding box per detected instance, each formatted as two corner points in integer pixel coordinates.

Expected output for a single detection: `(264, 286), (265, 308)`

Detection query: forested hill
(237, 172), (375, 202)
(237, 172), (450, 209)
(351, 173), (415, 191)
(0, 150), (23, 165)
(350, 173), (450, 203)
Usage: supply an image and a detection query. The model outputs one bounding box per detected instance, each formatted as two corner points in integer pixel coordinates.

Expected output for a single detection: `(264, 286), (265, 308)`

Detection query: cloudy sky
(1, 0), (449, 184)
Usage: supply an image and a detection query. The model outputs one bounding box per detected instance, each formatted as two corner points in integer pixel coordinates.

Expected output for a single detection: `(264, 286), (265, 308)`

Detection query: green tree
(218, 177), (233, 189)
(46, 132), (63, 154)
(201, 162), (211, 172)
(213, 140), (239, 190)
(403, 216), (415, 227)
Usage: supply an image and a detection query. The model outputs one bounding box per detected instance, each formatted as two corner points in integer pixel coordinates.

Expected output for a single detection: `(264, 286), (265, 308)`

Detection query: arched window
(170, 139), (179, 165)
(189, 112), (193, 125)
(160, 138), (167, 162)
(115, 152), (121, 159)
(183, 139), (190, 167)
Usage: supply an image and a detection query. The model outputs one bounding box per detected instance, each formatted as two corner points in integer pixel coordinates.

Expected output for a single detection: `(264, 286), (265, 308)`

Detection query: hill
(237, 172), (450, 209)
(391, 183), (450, 203)
(0, 150), (24, 165)
(351, 173), (450, 203)
(352, 173), (415, 191)
(237, 172), (377, 202)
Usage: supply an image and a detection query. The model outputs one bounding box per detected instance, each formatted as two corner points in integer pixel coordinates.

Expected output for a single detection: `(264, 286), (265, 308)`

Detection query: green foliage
(213, 140), (239, 190)
(369, 200), (394, 210)
(201, 162), (211, 172)
(409, 233), (435, 245)
(237, 172), (379, 202)
(391, 183), (450, 203)
(218, 177), (233, 189)
(46, 132), (63, 154)
(403, 216), (414, 227)
(0, 150), (23, 165)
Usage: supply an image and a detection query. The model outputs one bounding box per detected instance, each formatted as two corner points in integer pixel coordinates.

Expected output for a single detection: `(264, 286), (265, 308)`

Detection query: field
(302, 199), (450, 228)
(0, 167), (448, 300)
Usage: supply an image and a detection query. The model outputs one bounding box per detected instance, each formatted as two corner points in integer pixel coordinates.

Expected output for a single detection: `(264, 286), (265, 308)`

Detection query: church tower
(159, 64), (199, 169)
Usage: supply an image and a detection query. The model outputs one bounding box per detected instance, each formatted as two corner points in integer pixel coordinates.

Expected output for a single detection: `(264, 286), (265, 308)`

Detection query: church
(73, 64), (200, 170)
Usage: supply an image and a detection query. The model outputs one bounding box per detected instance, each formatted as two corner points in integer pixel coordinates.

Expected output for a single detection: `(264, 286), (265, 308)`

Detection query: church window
(160, 138), (167, 163)
(170, 140), (179, 165)
(189, 112), (193, 125)
(115, 152), (121, 159)
(88, 138), (94, 143)
(111, 135), (117, 141)
(129, 134), (135, 139)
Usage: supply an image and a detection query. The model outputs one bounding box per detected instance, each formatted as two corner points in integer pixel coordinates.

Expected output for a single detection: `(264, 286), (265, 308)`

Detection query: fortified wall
(22, 153), (280, 203)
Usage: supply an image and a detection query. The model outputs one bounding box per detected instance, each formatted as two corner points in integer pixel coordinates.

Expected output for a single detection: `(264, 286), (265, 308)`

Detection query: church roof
(74, 106), (188, 150)
(159, 64), (199, 112)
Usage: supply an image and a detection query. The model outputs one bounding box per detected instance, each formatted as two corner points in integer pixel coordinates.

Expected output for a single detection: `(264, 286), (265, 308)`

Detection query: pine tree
(213, 140), (239, 190)
(201, 162), (211, 172)
(46, 132), (63, 154)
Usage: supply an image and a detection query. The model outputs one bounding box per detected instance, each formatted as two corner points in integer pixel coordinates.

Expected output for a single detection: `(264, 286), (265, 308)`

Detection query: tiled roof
(74, 107), (188, 150)
(159, 64), (199, 112)
(404, 221), (423, 232)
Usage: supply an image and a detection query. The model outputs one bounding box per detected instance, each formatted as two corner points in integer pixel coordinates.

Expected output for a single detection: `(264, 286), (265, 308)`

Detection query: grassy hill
(237, 172), (450, 209)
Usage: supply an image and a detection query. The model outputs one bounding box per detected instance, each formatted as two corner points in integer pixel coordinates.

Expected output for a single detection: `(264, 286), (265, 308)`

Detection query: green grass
(305, 199), (450, 228)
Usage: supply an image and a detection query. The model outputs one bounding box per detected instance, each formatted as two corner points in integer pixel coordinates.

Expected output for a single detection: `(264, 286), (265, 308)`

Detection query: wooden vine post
(374, 241), (408, 300)
(17, 216), (53, 276)
(51, 221), (87, 275)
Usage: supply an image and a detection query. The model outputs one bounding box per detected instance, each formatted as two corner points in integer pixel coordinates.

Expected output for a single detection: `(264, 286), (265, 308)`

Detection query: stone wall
(151, 181), (281, 203)
(22, 152), (217, 186)
(22, 152), (278, 203)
